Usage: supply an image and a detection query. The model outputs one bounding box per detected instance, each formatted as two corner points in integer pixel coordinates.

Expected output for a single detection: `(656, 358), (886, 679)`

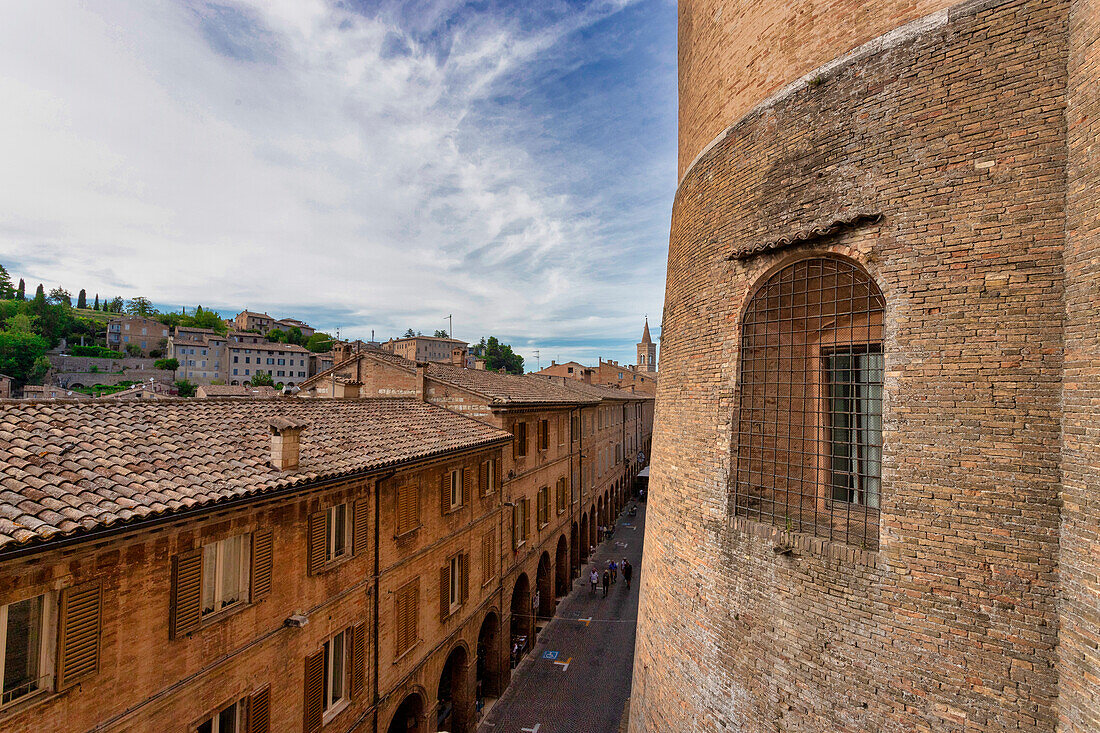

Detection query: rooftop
(0, 398), (512, 552)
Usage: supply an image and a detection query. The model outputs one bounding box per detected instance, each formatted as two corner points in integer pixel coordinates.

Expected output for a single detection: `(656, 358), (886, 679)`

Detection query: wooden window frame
(194, 694), (248, 733)
(396, 483), (421, 537)
(514, 421), (528, 458)
(201, 533), (251, 619)
(449, 469), (463, 510)
(538, 420), (550, 451)
(325, 504), (351, 563)
(321, 629), (350, 723)
(0, 591), (56, 707)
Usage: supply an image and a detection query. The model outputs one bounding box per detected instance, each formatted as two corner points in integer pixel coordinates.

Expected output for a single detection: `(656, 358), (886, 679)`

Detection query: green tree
(479, 336), (524, 374)
(266, 328), (287, 343)
(286, 326), (304, 346)
(0, 330), (49, 385)
(108, 296), (124, 313)
(8, 313), (32, 334)
(126, 297), (156, 317)
(125, 343), (143, 357)
(77, 289), (87, 309)
(403, 328), (416, 338)
(47, 287), (71, 306)
(154, 357), (179, 371)
(174, 379), (197, 397)
(306, 332), (334, 352)
(0, 265), (12, 299)
(434, 329), (449, 338)
(93, 294), (99, 310)
(16, 278), (25, 301)
(250, 371), (274, 387)
(33, 284), (46, 307)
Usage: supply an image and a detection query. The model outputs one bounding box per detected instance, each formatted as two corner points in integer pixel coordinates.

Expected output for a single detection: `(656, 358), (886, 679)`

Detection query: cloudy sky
(0, 0), (675, 369)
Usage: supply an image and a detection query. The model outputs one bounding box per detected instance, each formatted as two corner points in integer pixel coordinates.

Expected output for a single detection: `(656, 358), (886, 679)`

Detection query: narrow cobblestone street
(478, 500), (646, 733)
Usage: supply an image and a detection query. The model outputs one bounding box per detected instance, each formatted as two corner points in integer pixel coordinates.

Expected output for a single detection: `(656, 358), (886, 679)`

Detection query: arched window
(733, 257), (885, 549)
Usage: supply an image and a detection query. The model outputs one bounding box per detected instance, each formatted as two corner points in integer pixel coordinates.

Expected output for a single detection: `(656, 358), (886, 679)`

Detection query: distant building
(0, 374), (11, 399)
(274, 317), (315, 339)
(383, 335), (468, 363)
(106, 316), (169, 356)
(168, 328), (312, 387)
(636, 317), (657, 372)
(232, 310), (276, 333)
(21, 385), (92, 400)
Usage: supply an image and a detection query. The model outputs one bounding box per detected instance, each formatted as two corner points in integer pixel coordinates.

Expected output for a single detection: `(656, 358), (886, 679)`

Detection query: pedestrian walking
(608, 559), (617, 584)
(602, 569), (610, 597)
(589, 568), (599, 595)
(622, 559), (633, 589)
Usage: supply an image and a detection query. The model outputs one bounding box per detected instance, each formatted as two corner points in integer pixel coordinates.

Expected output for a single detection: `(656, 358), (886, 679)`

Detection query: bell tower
(637, 318), (657, 372)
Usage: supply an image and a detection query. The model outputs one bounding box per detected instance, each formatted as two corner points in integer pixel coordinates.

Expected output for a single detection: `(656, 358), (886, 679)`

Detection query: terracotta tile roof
(0, 398), (512, 552)
(528, 376), (652, 402)
(304, 351), (600, 406)
(195, 385), (280, 398)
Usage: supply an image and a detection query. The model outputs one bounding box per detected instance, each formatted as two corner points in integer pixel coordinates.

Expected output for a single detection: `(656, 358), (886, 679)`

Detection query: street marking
(521, 725), (541, 733)
(577, 617), (592, 626)
(542, 650), (559, 660)
(553, 657), (572, 672)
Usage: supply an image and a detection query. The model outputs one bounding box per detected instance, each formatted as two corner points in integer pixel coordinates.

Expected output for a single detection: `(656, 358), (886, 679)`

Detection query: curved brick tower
(632, 0), (1100, 730)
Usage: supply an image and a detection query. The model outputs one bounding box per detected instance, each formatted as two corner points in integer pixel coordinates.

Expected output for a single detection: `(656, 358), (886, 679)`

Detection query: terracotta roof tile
(0, 398), (511, 552)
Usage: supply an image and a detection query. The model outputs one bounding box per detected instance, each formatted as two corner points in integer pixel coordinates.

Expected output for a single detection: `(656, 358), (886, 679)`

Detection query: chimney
(474, 358), (486, 371)
(415, 361), (429, 401)
(451, 347), (467, 368)
(269, 417), (308, 471)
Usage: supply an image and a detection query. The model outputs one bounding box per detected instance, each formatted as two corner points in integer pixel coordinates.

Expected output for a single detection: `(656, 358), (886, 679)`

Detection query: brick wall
(1060, 0), (1100, 729)
(635, 0), (1070, 730)
(677, 0), (957, 178)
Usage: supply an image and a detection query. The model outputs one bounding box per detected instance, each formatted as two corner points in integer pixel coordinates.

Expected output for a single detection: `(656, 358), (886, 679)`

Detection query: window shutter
(441, 471), (452, 515)
(353, 498), (369, 555)
(461, 553), (469, 603)
(170, 548), (203, 639)
(496, 458), (502, 490)
(351, 622), (366, 699)
(479, 461), (488, 496)
(248, 686), (271, 733)
(512, 423), (520, 459)
(440, 564), (450, 622)
(523, 499), (530, 539)
(463, 468), (472, 506)
(303, 650), (325, 733)
(482, 531), (493, 584)
(512, 506), (520, 550)
(56, 581), (102, 689)
(307, 511), (326, 576)
(397, 484), (418, 535)
(251, 530), (274, 601)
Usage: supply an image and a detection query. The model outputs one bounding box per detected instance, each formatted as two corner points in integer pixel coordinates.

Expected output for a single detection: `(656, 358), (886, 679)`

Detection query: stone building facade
(106, 315), (169, 356)
(0, 399), (514, 733)
(169, 327), (313, 388)
(298, 351), (654, 719)
(632, 0), (1100, 731)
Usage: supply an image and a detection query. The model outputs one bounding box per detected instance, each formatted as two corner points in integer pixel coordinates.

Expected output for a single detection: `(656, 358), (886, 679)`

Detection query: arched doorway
(536, 552), (554, 623)
(597, 496), (605, 539)
(387, 692), (424, 733)
(589, 506), (597, 548)
(580, 513), (590, 564)
(476, 612), (502, 709)
(509, 574), (532, 668)
(570, 522), (580, 578)
(437, 645), (470, 733)
(555, 535), (569, 598)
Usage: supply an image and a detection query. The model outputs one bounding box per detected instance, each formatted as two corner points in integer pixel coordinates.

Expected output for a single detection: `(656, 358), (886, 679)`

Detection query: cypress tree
(93, 294), (99, 310)
(77, 289), (87, 309)
(16, 278), (24, 300)
(33, 284), (45, 304)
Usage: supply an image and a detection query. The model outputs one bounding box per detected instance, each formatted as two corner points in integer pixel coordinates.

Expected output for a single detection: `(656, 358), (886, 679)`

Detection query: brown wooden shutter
(307, 511), (326, 576)
(461, 553), (469, 603)
(523, 498), (530, 540)
(303, 650), (324, 733)
(353, 498), (369, 555)
(251, 530), (274, 602)
(248, 686), (271, 733)
(397, 483), (418, 535)
(350, 622), (366, 699)
(441, 471), (452, 515)
(169, 548), (202, 639)
(56, 581), (102, 689)
(462, 468), (472, 506)
(482, 532), (492, 584)
(512, 505), (520, 550)
(439, 564), (450, 622)
(479, 461), (488, 496)
(496, 458), (502, 489)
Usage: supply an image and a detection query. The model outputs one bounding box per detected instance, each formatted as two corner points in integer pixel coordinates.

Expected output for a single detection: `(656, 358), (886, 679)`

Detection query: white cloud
(0, 0), (667, 365)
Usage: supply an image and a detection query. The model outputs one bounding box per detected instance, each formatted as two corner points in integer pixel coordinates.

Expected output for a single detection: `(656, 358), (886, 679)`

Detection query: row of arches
(386, 478), (637, 733)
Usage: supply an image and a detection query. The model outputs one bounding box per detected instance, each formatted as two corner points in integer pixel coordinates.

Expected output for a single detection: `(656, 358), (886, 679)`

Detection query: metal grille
(734, 257), (885, 550)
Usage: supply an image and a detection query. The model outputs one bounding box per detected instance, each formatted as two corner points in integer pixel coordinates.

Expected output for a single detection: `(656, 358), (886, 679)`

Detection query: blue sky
(0, 0), (675, 368)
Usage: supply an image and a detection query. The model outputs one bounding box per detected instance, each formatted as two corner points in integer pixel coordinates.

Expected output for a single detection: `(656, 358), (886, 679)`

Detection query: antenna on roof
(534, 349), (540, 371)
